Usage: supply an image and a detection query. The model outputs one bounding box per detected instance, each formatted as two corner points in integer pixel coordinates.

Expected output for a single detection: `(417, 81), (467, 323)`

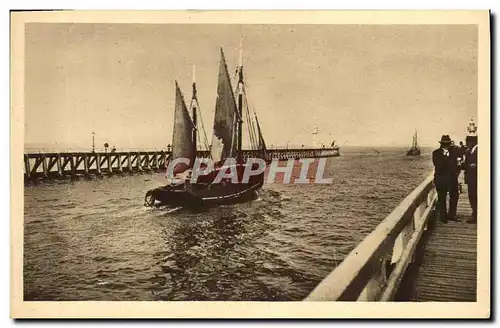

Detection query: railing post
(391, 212), (415, 266)
(413, 201), (427, 233)
(358, 254), (391, 301)
(426, 188), (438, 230)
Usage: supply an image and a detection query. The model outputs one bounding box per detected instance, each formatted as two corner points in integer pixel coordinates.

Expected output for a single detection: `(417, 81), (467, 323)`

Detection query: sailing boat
(406, 130), (421, 156)
(144, 47), (267, 208)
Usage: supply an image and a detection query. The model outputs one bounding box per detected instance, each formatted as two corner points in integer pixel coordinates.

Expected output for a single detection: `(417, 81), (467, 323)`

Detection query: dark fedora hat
(439, 135), (452, 144)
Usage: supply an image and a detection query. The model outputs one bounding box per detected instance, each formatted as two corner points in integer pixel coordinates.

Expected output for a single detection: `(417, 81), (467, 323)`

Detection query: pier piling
(41, 155), (48, 178)
(96, 153), (101, 174)
(24, 155), (30, 180)
(117, 154), (123, 172)
(106, 153), (112, 173)
(69, 156), (76, 178)
(83, 155), (89, 175)
(127, 153), (132, 172)
(137, 152), (142, 172)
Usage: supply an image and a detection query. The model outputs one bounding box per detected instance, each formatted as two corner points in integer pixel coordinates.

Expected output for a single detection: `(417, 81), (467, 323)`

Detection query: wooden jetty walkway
(305, 173), (477, 302)
(24, 147), (340, 183)
(408, 185), (477, 302)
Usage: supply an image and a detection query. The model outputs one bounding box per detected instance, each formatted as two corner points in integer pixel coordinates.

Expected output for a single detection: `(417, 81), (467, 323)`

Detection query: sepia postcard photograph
(10, 10), (490, 319)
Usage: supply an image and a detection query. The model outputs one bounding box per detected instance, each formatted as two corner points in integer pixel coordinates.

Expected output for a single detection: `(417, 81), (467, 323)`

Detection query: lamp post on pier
(92, 132), (95, 153)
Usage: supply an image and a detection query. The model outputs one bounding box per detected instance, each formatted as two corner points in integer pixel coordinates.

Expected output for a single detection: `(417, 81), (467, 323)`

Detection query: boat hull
(145, 172), (264, 208)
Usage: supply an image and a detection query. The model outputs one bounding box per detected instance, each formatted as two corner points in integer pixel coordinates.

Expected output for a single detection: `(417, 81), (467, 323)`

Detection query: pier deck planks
(410, 184), (477, 302)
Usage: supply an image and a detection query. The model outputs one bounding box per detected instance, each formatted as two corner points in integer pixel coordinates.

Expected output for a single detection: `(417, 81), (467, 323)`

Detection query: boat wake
(280, 194), (292, 201)
(163, 206), (183, 214)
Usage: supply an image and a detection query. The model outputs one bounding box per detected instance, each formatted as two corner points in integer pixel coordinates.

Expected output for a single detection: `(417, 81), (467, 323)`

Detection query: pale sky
(25, 23), (477, 150)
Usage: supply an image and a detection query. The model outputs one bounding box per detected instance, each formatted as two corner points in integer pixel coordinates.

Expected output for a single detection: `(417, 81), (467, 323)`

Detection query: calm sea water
(24, 147), (434, 301)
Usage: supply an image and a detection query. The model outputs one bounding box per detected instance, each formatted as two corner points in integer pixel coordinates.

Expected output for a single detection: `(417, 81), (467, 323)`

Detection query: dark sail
(171, 81), (196, 174)
(210, 48), (239, 164)
(255, 114), (267, 159)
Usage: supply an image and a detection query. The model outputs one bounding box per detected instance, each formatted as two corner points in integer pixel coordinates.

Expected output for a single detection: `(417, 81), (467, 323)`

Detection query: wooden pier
(305, 173), (477, 302)
(23, 147), (340, 183)
(408, 185), (477, 302)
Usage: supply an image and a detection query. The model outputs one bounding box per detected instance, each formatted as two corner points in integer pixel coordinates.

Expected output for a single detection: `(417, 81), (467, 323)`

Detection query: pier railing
(305, 172), (437, 301)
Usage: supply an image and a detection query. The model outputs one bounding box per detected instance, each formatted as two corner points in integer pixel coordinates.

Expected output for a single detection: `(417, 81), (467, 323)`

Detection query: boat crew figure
(432, 135), (460, 223)
(463, 136), (478, 223)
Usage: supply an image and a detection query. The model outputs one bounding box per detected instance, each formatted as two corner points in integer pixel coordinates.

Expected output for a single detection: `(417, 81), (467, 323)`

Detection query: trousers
(467, 181), (477, 219)
(436, 181), (459, 220)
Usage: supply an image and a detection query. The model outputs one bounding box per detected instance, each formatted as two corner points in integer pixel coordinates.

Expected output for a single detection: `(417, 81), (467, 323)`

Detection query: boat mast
(237, 38), (244, 157)
(191, 65), (198, 153)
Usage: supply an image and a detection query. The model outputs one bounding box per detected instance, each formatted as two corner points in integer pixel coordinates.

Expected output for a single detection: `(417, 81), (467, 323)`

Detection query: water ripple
(24, 148), (433, 301)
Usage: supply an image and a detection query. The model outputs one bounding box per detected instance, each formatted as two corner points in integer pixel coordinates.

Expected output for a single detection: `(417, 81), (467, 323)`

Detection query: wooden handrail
(23, 147), (340, 156)
(305, 172), (437, 301)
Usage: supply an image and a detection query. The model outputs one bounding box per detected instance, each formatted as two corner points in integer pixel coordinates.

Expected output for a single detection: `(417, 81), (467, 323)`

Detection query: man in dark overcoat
(463, 136), (478, 223)
(432, 135), (460, 223)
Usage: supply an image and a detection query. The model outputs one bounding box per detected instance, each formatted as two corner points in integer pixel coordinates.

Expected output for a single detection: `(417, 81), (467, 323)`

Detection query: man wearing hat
(463, 135), (478, 223)
(432, 135), (460, 223)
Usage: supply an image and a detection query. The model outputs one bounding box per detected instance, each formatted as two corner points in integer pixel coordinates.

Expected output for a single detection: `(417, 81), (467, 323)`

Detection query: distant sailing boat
(145, 46), (267, 208)
(406, 130), (421, 156)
